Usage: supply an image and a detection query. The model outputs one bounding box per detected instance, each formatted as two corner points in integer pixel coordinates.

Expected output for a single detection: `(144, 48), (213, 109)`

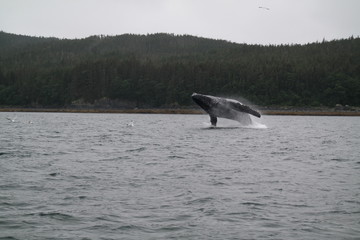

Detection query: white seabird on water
(127, 120), (134, 127)
(6, 116), (17, 123)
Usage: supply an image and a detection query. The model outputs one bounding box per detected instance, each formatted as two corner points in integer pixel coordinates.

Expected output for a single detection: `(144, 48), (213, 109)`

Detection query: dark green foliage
(0, 31), (359, 107)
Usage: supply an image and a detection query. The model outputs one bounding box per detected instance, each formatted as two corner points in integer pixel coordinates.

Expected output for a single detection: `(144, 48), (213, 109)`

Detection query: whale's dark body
(192, 93), (261, 126)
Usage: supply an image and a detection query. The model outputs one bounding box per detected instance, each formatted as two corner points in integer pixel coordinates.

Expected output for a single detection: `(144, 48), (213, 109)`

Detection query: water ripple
(1, 113), (359, 240)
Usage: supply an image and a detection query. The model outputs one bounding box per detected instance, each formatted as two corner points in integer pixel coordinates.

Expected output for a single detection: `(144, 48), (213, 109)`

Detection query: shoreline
(1, 108), (360, 116)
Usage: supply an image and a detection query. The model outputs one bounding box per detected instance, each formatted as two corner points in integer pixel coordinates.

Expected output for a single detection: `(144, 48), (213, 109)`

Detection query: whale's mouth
(192, 93), (212, 112)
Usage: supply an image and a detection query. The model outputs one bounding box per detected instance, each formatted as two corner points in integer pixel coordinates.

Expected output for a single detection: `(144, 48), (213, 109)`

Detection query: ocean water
(1, 112), (359, 240)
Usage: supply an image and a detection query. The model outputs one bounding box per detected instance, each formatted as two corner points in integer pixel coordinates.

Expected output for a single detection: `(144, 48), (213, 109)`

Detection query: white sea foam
(202, 116), (267, 129)
(247, 116), (267, 129)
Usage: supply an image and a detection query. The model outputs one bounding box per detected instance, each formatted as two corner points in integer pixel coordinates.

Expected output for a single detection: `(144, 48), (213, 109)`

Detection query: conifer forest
(0, 31), (359, 108)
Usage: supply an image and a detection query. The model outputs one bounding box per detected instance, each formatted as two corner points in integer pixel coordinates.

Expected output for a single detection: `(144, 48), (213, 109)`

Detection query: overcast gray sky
(1, 0), (359, 44)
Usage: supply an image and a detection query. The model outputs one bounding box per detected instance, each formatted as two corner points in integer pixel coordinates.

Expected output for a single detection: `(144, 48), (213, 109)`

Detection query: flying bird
(259, 6), (270, 10)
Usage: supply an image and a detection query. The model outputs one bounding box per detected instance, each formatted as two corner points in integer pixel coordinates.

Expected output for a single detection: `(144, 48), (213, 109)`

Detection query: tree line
(0, 31), (359, 108)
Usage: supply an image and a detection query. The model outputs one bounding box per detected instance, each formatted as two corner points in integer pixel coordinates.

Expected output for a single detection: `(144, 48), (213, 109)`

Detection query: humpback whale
(192, 93), (261, 126)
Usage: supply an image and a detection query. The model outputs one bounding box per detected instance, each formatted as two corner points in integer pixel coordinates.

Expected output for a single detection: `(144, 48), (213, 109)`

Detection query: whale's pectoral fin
(230, 102), (261, 118)
(210, 115), (217, 126)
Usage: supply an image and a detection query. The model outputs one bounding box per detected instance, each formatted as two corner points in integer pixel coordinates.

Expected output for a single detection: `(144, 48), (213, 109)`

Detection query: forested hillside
(0, 31), (359, 108)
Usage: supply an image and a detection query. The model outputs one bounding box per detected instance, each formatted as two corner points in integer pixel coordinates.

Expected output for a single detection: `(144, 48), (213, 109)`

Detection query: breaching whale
(192, 93), (261, 126)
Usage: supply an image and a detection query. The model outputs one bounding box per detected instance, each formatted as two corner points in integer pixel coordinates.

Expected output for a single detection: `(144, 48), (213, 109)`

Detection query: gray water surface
(1, 113), (359, 240)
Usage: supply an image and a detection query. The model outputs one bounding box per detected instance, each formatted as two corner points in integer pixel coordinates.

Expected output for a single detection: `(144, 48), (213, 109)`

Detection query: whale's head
(191, 93), (219, 112)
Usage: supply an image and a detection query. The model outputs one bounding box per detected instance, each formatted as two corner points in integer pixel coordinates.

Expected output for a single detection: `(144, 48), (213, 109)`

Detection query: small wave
(168, 155), (185, 159)
(156, 225), (185, 232)
(275, 202), (311, 208)
(145, 161), (159, 165)
(125, 147), (146, 152)
(186, 197), (214, 205)
(68, 175), (94, 180)
(38, 212), (78, 221)
(241, 201), (266, 206)
(100, 156), (131, 162)
(329, 158), (350, 162)
(211, 180), (227, 186)
(48, 172), (60, 177)
(1, 201), (29, 208)
(322, 140), (337, 144)
(114, 224), (143, 231)
(0, 236), (19, 240)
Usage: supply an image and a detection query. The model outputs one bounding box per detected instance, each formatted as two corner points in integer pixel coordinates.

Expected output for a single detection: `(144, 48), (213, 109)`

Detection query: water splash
(201, 118), (267, 129)
(247, 120), (267, 129)
(247, 116), (267, 129)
